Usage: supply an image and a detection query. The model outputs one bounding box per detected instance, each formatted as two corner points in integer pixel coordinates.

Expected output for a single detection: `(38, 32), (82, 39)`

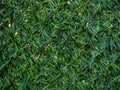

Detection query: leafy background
(0, 0), (120, 90)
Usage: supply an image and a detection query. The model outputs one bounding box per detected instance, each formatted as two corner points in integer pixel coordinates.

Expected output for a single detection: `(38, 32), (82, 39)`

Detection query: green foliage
(0, 0), (120, 89)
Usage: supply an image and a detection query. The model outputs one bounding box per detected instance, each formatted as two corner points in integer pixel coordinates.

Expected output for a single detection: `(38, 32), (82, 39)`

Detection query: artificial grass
(0, 0), (120, 90)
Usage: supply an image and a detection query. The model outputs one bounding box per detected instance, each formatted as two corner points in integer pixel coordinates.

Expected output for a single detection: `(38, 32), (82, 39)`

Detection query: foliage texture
(0, 0), (120, 90)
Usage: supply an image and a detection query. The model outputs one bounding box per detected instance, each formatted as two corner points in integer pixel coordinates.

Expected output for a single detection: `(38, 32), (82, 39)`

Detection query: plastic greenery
(0, 0), (120, 89)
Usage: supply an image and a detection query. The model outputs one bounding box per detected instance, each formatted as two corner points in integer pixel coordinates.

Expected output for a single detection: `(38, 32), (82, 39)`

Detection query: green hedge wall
(0, 0), (120, 90)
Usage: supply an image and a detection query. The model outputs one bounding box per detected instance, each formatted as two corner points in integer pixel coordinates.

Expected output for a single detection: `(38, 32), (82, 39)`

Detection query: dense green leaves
(0, 0), (120, 89)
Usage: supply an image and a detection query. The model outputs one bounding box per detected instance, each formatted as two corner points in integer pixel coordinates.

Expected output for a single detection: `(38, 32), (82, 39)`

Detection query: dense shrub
(0, 0), (120, 89)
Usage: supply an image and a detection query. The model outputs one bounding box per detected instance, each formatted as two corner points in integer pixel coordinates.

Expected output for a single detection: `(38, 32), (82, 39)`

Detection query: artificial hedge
(0, 0), (120, 90)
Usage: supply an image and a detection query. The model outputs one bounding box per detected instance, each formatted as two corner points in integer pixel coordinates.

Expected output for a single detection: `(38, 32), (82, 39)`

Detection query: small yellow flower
(86, 22), (89, 27)
(54, 55), (58, 59)
(8, 24), (11, 27)
(107, 25), (113, 29)
(78, 12), (82, 16)
(14, 32), (18, 36)
(67, 1), (71, 5)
